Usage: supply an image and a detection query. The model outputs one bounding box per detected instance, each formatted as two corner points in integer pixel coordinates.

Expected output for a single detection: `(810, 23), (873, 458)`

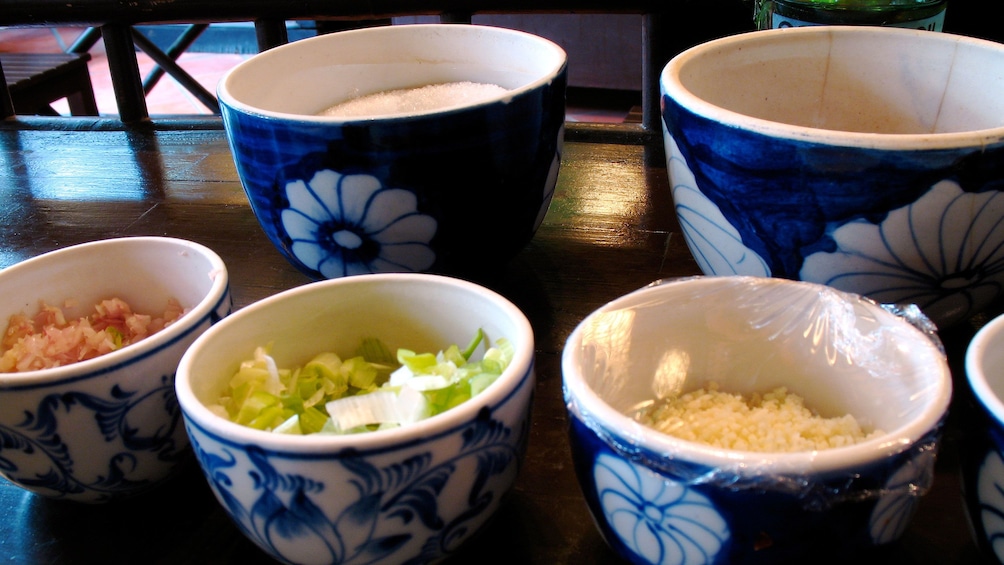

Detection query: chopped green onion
(357, 337), (395, 364)
(460, 328), (484, 360)
(107, 327), (124, 349)
(209, 330), (511, 435)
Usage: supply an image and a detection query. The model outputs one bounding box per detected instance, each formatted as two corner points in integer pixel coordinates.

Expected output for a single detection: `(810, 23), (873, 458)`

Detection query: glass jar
(755, 0), (947, 31)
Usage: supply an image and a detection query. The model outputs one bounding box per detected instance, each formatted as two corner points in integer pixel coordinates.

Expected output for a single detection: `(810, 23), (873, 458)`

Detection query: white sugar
(320, 81), (509, 118)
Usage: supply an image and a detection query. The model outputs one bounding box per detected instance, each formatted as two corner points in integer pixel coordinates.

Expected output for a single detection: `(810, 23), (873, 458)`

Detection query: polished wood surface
(0, 117), (996, 564)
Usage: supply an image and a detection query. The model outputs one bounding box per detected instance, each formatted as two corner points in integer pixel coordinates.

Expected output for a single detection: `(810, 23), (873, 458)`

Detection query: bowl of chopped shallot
(0, 236), (231, 503)
(562, 275), (952, 564)
(174, 272), (534, 565)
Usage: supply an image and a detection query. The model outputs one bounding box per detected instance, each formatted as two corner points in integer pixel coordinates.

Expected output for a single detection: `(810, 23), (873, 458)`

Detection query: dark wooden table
(0, 117), (995, 564)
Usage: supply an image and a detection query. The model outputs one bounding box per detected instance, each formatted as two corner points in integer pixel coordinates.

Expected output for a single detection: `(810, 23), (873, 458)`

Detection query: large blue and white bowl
(661, 27), (1004, 328)
(563, 276), (951, 564)
(0, 237), (231, 503)
(218, 24), (567, 281)
(175, 273), (535, 565)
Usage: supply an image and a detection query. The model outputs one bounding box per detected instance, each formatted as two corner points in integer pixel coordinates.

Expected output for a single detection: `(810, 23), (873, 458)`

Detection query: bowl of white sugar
(217, 23), (567, 282)
(562, 276), (952, 564)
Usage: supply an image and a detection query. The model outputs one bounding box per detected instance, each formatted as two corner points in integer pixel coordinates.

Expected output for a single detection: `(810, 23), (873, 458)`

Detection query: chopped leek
(209, 331), (513, 435)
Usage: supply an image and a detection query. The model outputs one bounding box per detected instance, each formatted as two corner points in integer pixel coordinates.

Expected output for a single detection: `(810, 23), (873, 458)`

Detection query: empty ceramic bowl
(0, 237), (231, 503)
(218, 23), (567, 281)
(563, 276), (951, 564)
(661, 26), (1004, 328)
(175, 273), (535, 564)
(962, 311), (1004, 563)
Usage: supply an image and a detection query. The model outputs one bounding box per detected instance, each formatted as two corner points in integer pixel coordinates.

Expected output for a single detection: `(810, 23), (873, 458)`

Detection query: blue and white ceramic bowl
(660, 27), (1004, 328)
(963, 311), (1004, 563)
(174, 273), (535, 565)
(0, 237), (231, 503)
(562, 276), (951, 564)
(218, 24), (567, 281)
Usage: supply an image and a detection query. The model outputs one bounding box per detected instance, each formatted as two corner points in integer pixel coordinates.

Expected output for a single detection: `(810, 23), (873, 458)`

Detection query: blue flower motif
(594, 453), (729, 565)
(281, 169), (438, 278)
(976, 448), (1004, 563)
(190, 409), (519, 565)
(869, 449), (935, 544)
(0, 378), (184, 501)
(801, 181), (1004, 326)
(665, 136), (770, 278)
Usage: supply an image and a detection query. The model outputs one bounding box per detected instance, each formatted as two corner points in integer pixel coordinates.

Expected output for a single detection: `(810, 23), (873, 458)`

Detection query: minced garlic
(638, 382), (882, 452)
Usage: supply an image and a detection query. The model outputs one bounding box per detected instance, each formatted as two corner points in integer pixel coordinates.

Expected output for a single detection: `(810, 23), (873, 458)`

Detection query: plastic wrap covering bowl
(562, 276), (951, 564)
(218, 24), (567, 282)
(660, 26), (1004, 328)
(174, 273), (535, 565)
(963, 311), (1004, 564)
(0, 237), (231, 503)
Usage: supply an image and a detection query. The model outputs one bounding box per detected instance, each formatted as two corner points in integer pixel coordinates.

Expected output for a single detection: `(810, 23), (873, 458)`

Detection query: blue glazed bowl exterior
(561, 276), (952, 565)
(0, 291), (231, 502)
(0, 237), (232, 503)
(175, 272), (537, 564)
(183, 360), (533, 565)
(568, 411), (942, 564)
(962, 312), (1004, 563)
(961, 396), (1004, 564)
(660, 28), (1004, 328)
(221, 74), (565, 281)
(663, 98), (1004, 327)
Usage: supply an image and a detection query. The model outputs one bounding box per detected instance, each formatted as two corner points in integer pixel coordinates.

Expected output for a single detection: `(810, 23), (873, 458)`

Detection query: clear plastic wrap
(563, 276), (952, 505)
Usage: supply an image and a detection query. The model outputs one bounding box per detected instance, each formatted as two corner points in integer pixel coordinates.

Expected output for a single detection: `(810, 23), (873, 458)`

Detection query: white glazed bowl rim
(0, 236), (229, 388)
(562, 276), (953, 474)
(967, 312), (1004, 422)
(217, 23), (568, 123)
(175, 273), (535, 452)
(661, 26), (1004, 150)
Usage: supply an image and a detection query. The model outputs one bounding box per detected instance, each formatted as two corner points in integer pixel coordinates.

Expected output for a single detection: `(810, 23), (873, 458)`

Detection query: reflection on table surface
(0, 118), (996, 564)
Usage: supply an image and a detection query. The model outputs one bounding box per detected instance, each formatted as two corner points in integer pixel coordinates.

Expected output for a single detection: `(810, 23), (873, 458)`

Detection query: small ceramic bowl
(218, 24), (567, 281)
(660, 26), (1004, 328)
(562, 276), (951, 564)
(174, 273), (535, 565)
(962, 311), (1004, 563)
(0, 237), (231, 503)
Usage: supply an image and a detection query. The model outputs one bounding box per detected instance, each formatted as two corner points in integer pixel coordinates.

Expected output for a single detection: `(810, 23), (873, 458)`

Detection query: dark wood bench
(1, 52), (98, 116)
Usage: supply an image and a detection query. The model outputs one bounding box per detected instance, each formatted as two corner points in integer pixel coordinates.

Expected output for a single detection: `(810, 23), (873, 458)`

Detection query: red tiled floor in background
(1, 26), (629, 121)
(1, 27), (248, 116)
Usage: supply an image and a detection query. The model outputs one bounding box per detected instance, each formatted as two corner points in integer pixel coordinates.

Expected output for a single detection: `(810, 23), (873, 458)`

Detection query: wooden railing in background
(0, 0), (758, 129)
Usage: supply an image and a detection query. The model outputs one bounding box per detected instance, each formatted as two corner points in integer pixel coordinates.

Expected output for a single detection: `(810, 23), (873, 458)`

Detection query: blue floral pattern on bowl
(221, 70), (566, 281)
(661, 96), (1004, 327)
(0, 291), (231, 503)
(281, 169), (438, 278)
(0, 376), (185, 502)
(868, 447), (936, 544)
(594, 453), (729, 565)
(802, 180), (1004, 326)
(665, 136), (769, 278)
(567, 409), (942, 564)
(185, 361), (533, 565)
(963, 413), (1004, 565)
(974, 449), (1004, 563)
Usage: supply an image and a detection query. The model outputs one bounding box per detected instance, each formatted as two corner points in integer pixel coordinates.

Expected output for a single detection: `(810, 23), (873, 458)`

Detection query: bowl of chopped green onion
(174, 272), (534, 565)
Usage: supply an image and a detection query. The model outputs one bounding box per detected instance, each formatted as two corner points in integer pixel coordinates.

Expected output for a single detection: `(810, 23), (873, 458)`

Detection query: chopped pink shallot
(1, 297), (185, 373)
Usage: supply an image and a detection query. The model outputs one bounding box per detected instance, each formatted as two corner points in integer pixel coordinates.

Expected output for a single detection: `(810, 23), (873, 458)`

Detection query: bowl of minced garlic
(636, 382), (883, 453)
(562, 276), (953, 563)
